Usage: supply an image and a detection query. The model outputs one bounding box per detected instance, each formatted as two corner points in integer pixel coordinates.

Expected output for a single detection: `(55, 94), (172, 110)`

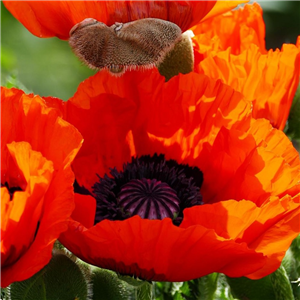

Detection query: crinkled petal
(2, 1), (245, 39)
(60, 211), (266, 282)
(45, 69), (251, 191)
(49, 66), (299, 282)
(1, 88), (83, 287)
(191, 125), (299, 206)
(181, 196), (300, 278)
(1, 87), (83, 170)
(1, 142), (53, 269)
(196, 44), (300, 130)
(200, 0), (249, 23)
(249, 119), (300, 172)
(192, 3), (266, 55)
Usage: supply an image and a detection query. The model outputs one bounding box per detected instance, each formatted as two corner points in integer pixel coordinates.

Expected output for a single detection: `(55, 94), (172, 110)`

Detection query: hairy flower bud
(69, 18), (182, 75)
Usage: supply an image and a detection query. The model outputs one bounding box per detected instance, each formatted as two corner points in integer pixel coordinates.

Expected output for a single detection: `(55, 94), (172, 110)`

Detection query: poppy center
(77, 154), (203, 225)
(118, 178), (180, 220)
(1, 182), (22, 200)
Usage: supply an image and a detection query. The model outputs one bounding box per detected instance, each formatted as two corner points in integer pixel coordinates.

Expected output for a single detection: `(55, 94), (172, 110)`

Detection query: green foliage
(155, 281), (190, 300)
(136, 282), (154, 300)
(226, 275), (276, 300)
(282, 245), (300, 300)
(10, 252), (88, 300)
(270, 266), (295, 300)
(118, 275), (149, 287)
(10, 269), (48, 300)
(226, 250), (299, 300)
(1, 2), (94, 100)
(116, 274), (154, 300)
(1, 287), (9, 300)
(2, 73), (32, 93)
(214, 274), (236, 300)
(1, 45), (16, 70)
(291, 234), (300, 263)
(187, 273), (219, 300)
(92, 268), (133, 300)
(286, 83), (300, 140)
(154, 274), (233, 300)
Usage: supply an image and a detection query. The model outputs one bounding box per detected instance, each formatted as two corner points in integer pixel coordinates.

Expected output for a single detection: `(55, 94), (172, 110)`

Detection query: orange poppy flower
(192, 3), (266, 55)
(1, 87), (83, 287)
(43, 69), (300, 282)
(3, 1), (246, 40)
(192, 3), (300, 130)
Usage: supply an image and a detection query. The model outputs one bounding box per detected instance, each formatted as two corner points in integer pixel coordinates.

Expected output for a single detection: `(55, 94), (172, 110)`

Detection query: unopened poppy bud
(69, 18), (182, 75)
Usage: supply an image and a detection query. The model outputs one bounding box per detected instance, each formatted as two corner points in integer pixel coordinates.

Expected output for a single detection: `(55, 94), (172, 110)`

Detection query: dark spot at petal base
(90, 154), (203, 225)
(1, 182), (22, 200)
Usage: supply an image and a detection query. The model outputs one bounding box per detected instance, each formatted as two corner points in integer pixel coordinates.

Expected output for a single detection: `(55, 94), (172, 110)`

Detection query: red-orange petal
(181, 195), (300, 278)
(1, 142), (54, 270)
(44, 65), (299, 282)
(192, 3), (266, 55)
(70, 193), (96, 229)
(1, 87), (83, 287)
(49, 66), (300, 281)
(60, 210), (266, 282)
(2, 1), (236, 40)
(245, 194), (300, 279)
(249, 119), (300, 172)
(195, 44), (300, 130)
(1, 87), (83, 170)
(45, 69), (251, 192)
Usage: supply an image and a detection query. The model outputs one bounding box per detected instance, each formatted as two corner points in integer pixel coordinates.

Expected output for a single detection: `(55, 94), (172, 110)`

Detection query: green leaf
(270, 266), (295, 300)
(135, 282), (153, 300)
(286, 83), (300, 139)
(10, 251), (88, 300)
(290, 234), (300, 264)
(92, 268), (132, 300)
(1, 288), (6, 300)
(154, 281), (173, 300)
(10, 270), (47, 300)
(188, 273), (219, 300)
(282, 247), (300, 298)
(173, 292), (186, 300)
(1, 73), (32, 93)
(118, 275), (148, 287)
(290, 235), (300, 300)
(226, 275), (276, 300)
(214, 274), (235, 300)
(170, 282), (185, 296)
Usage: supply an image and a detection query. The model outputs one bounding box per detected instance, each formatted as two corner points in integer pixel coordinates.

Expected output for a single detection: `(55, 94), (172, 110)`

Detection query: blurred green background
(1, 1), (300, 100)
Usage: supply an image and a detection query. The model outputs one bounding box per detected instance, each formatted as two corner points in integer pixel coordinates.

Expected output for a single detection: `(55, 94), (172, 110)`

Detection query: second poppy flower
(1, 87), (83, 287)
